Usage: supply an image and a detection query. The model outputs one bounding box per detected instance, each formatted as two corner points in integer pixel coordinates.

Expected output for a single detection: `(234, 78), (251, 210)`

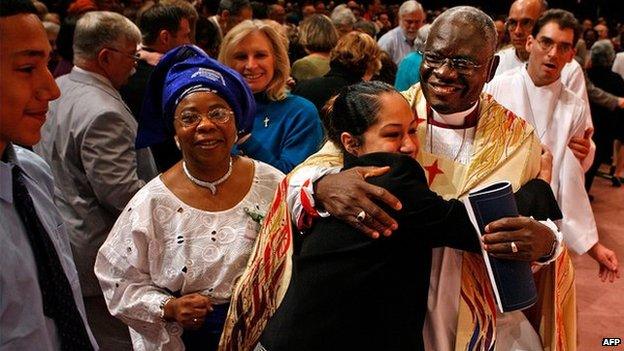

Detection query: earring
(174, 137), (181, 150)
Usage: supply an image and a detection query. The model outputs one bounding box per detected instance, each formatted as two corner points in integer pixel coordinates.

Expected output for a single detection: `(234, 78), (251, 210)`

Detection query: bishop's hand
(314, 167), (402, 239)
(481, 216), (556, 261)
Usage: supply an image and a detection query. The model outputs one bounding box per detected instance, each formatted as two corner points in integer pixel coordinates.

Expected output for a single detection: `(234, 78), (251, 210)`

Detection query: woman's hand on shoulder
(163, 293), (213, 329)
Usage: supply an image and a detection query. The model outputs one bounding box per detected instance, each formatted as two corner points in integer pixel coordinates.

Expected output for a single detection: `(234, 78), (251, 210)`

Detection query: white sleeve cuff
(534, 218), (563, 266)
(286, 166), (341, 226)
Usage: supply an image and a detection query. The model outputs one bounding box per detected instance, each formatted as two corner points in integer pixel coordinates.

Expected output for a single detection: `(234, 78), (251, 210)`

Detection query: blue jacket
(394, 51), (423, 91)
(238, 93), (324, 173)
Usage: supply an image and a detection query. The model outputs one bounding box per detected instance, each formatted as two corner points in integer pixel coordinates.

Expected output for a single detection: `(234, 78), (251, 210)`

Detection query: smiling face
(173, 91), (237, 167)
(0, 13), (60, 152)
(344, 92), (419, 157)
(526, 21), (575, 86)
(228, 30), (275, 94)
(420, 17), (494, 114)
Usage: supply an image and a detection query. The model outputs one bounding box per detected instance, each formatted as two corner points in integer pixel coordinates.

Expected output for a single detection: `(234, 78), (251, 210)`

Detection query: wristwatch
(537, 219), (562, 263)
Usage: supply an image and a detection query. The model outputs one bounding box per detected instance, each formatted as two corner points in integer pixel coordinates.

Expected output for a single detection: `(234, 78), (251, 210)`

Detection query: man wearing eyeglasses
(377, 0), (426, 65)
(495, 0), (545, 74)
(496, 0), (624, 173)
(242, 6), (570, 351)
(34, 10), (157, 350)
(485, 9), (619, 288)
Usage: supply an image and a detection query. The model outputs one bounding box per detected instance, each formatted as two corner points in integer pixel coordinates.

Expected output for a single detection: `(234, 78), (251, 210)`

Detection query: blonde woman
(219, 19), (324, 173)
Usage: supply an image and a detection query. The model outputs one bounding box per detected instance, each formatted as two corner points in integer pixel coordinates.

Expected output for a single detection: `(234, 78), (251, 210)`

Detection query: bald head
(508, 0), (546, 56)
(421, 7), (499, 114)
(429, 6), (497, 55)
(510, 0), (547, 16)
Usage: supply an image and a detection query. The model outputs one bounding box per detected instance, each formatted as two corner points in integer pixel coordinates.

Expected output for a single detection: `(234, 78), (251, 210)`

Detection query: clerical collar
(422, 102), (479, 129)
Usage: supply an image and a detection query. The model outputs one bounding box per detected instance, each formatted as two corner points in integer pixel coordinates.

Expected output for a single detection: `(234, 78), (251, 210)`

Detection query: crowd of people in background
(1, 0), (623, 350)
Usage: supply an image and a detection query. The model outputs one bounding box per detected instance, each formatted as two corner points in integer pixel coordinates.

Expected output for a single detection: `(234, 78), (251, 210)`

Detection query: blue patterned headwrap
(136, 45), (255, 148)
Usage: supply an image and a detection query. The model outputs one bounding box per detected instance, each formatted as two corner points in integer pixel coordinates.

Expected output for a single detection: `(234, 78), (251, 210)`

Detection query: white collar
(431, 102), (478, 127)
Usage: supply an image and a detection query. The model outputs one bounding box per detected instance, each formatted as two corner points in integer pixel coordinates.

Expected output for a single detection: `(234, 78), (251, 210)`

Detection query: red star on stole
(424, 159), (444, 186)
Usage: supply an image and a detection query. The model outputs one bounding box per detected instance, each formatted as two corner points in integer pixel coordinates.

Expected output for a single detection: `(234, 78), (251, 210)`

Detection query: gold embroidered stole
(221, 85), (576, 350)
(406, 85), (552, 351)
(219, 142), (343, 351)
(218, 178), (292, 351)
(525, 248), (576, 351)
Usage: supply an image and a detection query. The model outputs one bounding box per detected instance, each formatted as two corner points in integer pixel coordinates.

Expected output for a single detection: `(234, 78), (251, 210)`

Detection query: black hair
(250, 1), (267, 19)
(56, 16), (77, 62)
(372, 51), (397, 85)
(583, 27), (598, 51)
(323, 81), (396, 151)
(195, 16), (221, 58)
(0, 0), (37, 17)
(532, 9), (581, 46)
(138, 4), (187, 46)
(218, 0), (251, 16)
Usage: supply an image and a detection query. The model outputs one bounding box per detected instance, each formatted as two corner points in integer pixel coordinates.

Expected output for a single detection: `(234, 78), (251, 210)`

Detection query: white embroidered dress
(95, 160), (284, 350)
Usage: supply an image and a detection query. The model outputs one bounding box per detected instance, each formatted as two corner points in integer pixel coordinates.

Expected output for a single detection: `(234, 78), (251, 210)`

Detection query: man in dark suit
(120, 4), (192, 172)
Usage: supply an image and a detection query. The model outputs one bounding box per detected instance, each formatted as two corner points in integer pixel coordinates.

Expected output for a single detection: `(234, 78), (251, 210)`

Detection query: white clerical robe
(485, 66), (598, 254)
(494, 47), (595, 171)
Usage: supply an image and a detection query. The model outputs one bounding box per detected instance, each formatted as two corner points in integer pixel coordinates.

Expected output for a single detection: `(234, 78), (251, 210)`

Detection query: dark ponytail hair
(322, 81), (396, 151)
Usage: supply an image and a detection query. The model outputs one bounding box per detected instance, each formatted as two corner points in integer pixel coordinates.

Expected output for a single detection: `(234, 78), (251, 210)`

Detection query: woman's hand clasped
(163, 293), (213, 330)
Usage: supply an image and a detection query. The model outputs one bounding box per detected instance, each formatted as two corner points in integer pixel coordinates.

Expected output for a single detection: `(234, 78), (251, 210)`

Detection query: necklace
(182, 157), (233, 195)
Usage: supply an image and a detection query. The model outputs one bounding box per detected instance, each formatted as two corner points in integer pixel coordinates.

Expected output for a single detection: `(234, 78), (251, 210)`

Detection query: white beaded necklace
(182, 157), (233, 195)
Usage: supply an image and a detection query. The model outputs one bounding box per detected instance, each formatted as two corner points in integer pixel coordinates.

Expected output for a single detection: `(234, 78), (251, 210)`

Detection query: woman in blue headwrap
(94, 45), (284, 351)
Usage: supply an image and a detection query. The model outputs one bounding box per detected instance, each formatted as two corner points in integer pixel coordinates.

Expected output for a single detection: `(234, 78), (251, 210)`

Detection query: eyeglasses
(505, 18), (535, 31)
(421, 51), (484, 74)
(535, 36), (574, 54)
(175, 108), (234, 127)
(104, 47), (140, 61)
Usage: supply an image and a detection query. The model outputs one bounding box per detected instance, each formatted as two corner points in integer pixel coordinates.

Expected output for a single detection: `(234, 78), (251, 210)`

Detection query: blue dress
(237, 93), (324, 173)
